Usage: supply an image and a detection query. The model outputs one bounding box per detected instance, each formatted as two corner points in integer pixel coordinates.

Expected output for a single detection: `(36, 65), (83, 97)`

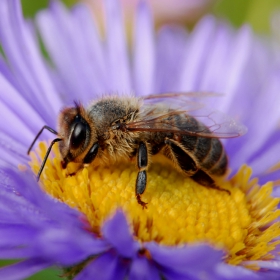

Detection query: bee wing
(142, 92), (220, 112)
(142, 92), (222, 100)
(126, 93), (247, 138)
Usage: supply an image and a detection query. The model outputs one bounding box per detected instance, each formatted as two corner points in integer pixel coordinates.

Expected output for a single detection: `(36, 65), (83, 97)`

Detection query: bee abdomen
(156, 113), (228, 177)
(209, 148), (227, 176)
(175, 113), (227, 177)
(200, 138), (227, 176)
(173, 114), (202, 152)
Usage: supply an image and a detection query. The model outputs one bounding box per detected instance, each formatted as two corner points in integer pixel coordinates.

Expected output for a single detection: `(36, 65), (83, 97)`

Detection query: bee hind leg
(165, 138), (230, 195)
(165, 138), (197, 176)
(135, 142), (149, 209)
(191, 169), (231, 195)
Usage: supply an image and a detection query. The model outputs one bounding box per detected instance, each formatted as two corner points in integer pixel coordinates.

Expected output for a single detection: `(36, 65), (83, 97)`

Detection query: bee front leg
(136, 142), (149, 209)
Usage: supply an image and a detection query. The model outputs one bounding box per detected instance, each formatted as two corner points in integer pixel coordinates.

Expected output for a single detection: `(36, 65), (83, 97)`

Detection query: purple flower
(0, 0), (280, 279)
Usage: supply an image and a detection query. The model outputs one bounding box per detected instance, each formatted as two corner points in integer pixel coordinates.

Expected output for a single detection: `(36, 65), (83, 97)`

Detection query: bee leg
(136, 142), (148, 209)
(165, 138), (230, 195)
(191, 170), (231, 195)
(165, 138), (197, 176)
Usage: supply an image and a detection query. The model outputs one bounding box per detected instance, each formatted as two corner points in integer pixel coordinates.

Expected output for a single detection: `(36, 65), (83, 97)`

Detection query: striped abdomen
(154, 113), (228, 178)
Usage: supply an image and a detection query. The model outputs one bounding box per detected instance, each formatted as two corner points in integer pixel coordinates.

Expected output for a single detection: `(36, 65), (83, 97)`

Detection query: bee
(28, 93), (246, 208)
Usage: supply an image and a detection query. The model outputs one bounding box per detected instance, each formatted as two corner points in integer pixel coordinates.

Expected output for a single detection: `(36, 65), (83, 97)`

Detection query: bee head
(58, 103), (99, 168)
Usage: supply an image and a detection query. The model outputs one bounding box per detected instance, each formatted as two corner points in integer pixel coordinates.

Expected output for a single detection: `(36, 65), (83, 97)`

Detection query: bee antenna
(36, 138), (62, 181)
(73, 100), (82, 114)
(73, 100), (80, 107)
(27, 125), (59, 155)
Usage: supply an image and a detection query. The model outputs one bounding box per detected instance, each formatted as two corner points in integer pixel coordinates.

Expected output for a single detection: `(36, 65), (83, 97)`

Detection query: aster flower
(1, 0), (280, 280)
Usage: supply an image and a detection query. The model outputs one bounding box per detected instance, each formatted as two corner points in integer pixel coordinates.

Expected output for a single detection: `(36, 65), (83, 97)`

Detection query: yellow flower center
(27, 141), (280, 268)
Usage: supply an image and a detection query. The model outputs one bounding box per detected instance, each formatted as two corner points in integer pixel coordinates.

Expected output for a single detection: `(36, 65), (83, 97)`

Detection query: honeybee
(28, 93), (246, 208)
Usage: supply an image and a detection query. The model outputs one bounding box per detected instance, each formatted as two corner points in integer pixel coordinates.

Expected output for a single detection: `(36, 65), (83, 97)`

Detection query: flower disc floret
(28, 141), (280, 268)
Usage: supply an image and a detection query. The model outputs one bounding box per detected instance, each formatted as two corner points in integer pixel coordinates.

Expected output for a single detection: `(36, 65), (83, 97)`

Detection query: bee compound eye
(84, 143), (99, 164)
(70, 122), (87, 150)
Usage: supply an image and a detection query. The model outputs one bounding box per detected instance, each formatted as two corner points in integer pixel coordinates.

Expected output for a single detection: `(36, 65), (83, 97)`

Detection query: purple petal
(215, 263), (268, 280)
(0, 225), (37, 247)
(0, 98), (34, 147)
(102, 210), (139, 258)
(250, 142), (280, 176)
(198, 23), (234, 97)
(0, 168), (84, 227)
(71, 4), (106, 94)
(217, 26), (254, 115)
(0, 0), (61, 123)
(0, 259), (51, 280)
(178, 16), (217, 91)
(104, 0), (131, 92)
(247, 261), (280, 272)
(0, 167), (110, 266)
(33, 228), (109, 266)
(0, 74), (47, 143)
(75, 251), (129, 280)
(146, 242), (224, 274)
(155, 25), (188, 93)
(229, 68), (280, 170)
(36, 1), (89, 102)
(133, 1), (155, 95)
(0, 133), (28, 166)
(128, 255), (161, 280)
(160, 267), (197, 280)
(0, 247), (35, 259)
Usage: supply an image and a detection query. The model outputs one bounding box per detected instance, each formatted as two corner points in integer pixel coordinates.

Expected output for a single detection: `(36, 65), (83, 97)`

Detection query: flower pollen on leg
(28, 141), (280, 269)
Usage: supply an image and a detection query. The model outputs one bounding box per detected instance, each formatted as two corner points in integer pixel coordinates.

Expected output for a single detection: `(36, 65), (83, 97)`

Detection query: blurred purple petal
(133, 1), (155, 95)
(146, 242), (224, 272)
(36, 1), (88, 102)
(0, 248), (35, 259)
(247, 261), (280, 272)
(105, 0), (131, 92)
(0, 133), (28, 166)
(250, 142), (280, 176)
(0, 259), (51, 280)
(0, 0), (61, 124)
(215, 263), (274, 280)
(155, 25), (188, 92)
(33, 228), (109, 266)
(128, 256), (161, 280)
(144, 242), (228, 279)
(75, 252), (129, 280)
(71, 4), (106, 94)
(178, 16), (217, 91)
(0, 225), (37, 246)
(102, 210), (139, 258)
(0, 74), (46, 144)
(0, 167), (108, 266)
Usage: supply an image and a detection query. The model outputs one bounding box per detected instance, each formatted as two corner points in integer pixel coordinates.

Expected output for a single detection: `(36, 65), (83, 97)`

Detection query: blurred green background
(2, 0), (279, 279)
(21, 0), (280, 34)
